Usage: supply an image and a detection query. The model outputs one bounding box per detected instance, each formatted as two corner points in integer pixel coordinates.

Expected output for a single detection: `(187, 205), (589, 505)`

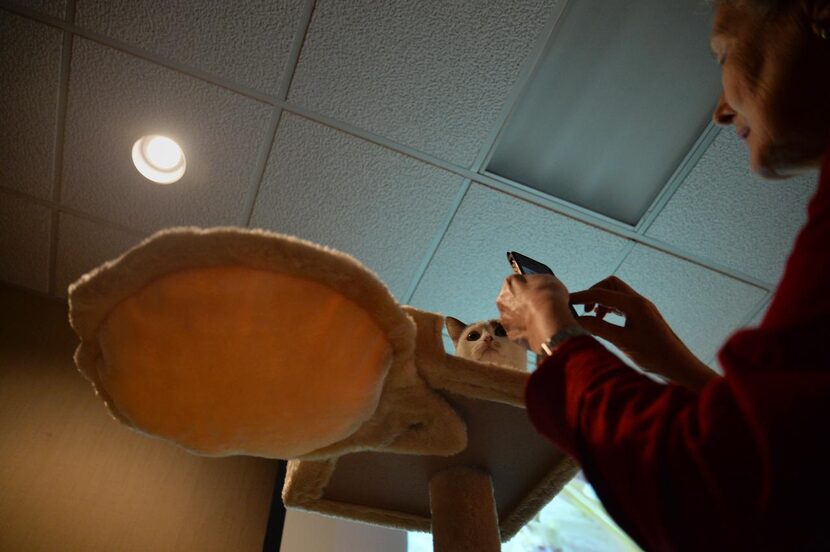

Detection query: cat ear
(445, 317), (467, 343)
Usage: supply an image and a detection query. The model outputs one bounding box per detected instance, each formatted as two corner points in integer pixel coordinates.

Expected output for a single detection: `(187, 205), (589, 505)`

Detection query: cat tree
(68, 227), (578, 551)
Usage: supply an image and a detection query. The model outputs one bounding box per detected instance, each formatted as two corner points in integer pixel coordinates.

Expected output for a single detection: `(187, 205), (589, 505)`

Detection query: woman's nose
(713, 92), (736, 126)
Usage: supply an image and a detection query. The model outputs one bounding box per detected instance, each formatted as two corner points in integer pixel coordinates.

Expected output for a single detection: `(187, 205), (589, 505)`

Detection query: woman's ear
(445, 317), (467, 343)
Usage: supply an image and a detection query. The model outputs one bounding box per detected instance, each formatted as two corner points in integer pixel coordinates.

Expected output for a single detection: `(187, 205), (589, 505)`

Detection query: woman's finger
(505, 274), (527, 290)
(593, 275), (638, 295)
(570, 288), (638, 312)
(577, 316), (626, 344)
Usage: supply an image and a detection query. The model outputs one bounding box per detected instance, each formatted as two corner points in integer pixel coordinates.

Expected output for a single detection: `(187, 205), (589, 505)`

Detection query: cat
(445, 317), (528, 371)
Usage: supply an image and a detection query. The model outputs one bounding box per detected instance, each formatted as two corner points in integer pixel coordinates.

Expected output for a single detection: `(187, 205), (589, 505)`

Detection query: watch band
(539, 326), (589, 356)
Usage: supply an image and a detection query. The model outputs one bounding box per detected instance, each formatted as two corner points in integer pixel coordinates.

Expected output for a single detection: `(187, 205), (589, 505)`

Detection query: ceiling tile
(710, 297), (771, 375)
(0, 191), (52, 292)
(5, 1), (66, 19)
(288, 0), (557, 168)
(54, 213), (145, 298)
(615, 245), (766, 364)
(0, 11), (62, 200)
(747, 299), (770, 328)
(249, 113), (466, 299)
(645, 130), (817, 286)
(410, 184), (631, 324)
(75, 0), (305, 95)
(61, 38), (274, 233)
(710, 297), (770, 374)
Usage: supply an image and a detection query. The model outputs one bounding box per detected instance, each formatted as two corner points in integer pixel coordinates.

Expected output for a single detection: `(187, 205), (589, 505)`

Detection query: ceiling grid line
(0, 155), (775, 294)
(55, 205), (147, 240)
(733, 290), (773, 331)
(464, 174), (777, 291)
(276, 0), (318, 101)
(0, 186), (53, 210)
(633, 235), (772, 291)
(243, 0), (318, 227)
(701, 290), (773, 366)
(0, 3), (277, 104)
(1, 185), (147, 240)
(634, 122), (722, 235)
(242, 108), (283, 227)
(481, 168), (637, 231)
(469, 0), (572, 173)
(46, 0), (76, 295)
(607, 241), (638, 282)
(400, 180), (473, 304)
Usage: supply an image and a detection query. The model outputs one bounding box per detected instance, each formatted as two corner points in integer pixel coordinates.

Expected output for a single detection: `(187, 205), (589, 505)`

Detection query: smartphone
(506, 251), (579, 317)
(507, 251), (553, 276)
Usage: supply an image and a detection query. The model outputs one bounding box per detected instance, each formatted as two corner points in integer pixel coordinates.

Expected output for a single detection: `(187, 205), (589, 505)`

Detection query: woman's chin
(750, 139), (824, 179)
(749, 144), (792, 179)
(750, 159), (781, 179)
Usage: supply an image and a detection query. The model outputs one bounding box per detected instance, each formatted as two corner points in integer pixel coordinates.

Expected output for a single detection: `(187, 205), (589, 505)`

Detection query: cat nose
(483, 334), (494, 343)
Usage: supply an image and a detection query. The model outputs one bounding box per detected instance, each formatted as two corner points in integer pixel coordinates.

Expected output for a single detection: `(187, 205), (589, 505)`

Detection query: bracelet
(539, 326), (589, 357)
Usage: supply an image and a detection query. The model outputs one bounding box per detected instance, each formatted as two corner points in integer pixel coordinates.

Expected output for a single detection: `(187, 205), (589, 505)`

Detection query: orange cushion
(98, 266), (392, 458)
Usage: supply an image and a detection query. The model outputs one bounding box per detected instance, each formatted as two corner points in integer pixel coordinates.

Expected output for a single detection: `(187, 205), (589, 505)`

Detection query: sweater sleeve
(524, 152), (830, 551)
(526, 339), (767, 551)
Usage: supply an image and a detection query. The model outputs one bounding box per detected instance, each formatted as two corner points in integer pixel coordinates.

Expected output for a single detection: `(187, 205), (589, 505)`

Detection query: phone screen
(519, 264), (545, 275)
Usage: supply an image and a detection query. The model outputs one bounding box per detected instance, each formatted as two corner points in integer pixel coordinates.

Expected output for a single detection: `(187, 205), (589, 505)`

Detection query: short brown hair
(710, 0), (787, 12)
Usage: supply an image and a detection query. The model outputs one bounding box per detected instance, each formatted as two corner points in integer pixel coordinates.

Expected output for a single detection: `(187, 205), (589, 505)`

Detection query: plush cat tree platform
(68, 227), (578, 550)
(283, 307), (578, 542)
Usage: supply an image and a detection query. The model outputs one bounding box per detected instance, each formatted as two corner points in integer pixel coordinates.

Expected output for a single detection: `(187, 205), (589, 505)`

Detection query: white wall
(280, 509), (407, 552)
(0, 285), (277, 552)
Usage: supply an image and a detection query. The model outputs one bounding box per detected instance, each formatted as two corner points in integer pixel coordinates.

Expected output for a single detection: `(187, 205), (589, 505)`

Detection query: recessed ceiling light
(132, 135), (186, 184)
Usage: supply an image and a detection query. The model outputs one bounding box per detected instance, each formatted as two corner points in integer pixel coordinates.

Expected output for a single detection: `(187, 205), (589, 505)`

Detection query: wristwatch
(539, 326), (589, 357)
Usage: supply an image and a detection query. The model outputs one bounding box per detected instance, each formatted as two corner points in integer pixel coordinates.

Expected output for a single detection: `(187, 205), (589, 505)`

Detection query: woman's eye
(466, 331), (481, 341)
(494, 324), (507, 337)
(710, 47), (727, 66)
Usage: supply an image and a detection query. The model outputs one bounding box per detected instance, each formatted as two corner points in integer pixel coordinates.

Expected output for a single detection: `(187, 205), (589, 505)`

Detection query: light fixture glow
(132, 135), (186, 184)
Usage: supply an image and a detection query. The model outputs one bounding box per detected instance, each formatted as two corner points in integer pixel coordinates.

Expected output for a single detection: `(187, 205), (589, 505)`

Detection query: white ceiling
(0, 0), (819, 368)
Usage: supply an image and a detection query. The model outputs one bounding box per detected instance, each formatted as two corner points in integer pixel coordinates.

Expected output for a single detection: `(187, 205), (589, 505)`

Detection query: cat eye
(466, 331), (481, 341)
(493, 323), (507, 337)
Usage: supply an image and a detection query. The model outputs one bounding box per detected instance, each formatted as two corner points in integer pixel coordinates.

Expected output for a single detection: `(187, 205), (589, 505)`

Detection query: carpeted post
(429, 466), (501, 552)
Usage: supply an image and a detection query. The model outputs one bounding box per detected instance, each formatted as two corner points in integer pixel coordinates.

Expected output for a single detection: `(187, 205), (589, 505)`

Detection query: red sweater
(526, 150), (830, 551)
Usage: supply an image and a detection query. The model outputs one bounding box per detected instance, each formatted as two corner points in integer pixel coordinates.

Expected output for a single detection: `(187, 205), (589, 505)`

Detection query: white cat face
(445, 317), (527, 371)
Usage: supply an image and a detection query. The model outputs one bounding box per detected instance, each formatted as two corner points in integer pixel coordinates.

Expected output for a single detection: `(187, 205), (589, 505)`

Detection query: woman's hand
(570, 276), (718, 392)
(496, 274), (580, 354)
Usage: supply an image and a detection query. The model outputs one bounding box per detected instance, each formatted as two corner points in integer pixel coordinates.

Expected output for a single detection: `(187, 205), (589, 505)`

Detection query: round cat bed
(69, 227), (465, 460)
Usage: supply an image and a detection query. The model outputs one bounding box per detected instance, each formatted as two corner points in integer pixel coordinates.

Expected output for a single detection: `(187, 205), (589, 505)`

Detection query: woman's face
(710, 3), (830, 177)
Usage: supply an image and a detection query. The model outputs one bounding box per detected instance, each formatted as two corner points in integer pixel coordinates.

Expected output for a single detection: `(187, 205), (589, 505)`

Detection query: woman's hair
(711, 0), (787, 13)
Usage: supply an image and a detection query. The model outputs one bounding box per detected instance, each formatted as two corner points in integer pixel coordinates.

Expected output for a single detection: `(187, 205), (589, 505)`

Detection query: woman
(497, 1), (830, 550)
